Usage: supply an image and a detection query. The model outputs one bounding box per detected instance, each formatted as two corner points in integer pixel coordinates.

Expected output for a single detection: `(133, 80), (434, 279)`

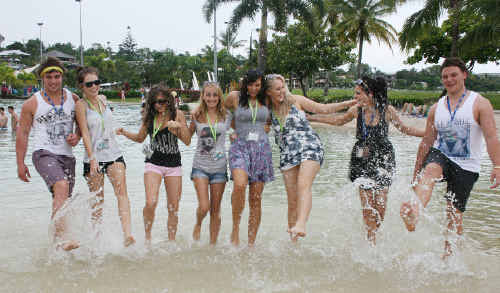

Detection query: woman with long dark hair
(117, 86), (191, 243)
(308, 76), (424, 245)
(224, 70), (274, 246)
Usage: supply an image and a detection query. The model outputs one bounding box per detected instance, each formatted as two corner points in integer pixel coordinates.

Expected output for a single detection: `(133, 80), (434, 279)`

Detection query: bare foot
(192, 224), (201, 241)
(230, 228), (239, 246)
(400, 201), (418, 232)
(288, 225), (306, 241)
(441, 240), (453, 260)
(124, 236), (136, 247)
(56, 240), (80, 251)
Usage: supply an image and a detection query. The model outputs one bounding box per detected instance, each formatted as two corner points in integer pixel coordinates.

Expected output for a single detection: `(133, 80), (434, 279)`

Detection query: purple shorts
(32, 149), (76, 196)
(229, 138), (274, 183)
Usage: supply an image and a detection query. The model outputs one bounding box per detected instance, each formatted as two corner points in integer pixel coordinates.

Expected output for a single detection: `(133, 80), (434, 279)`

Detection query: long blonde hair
(264, 74), (295, 118)
(195, 81), (226, 122)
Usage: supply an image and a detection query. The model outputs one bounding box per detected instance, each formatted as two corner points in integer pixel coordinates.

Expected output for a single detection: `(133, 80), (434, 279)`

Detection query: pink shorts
(144, 163), (182, 177)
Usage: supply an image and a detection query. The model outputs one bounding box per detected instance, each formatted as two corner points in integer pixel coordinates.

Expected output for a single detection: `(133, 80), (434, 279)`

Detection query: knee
(199, 203), (210, 215)
(233, 182), (247, 193)
(144, 200), (158, 211)
(167, 202), (179, 214)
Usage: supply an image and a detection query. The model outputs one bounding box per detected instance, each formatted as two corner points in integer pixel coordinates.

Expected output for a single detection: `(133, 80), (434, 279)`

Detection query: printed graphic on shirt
(151, 132), (179, 154)
(35, 109), (75, 145)
(436, 119), (471, 159)
(199, 126), (220, 155)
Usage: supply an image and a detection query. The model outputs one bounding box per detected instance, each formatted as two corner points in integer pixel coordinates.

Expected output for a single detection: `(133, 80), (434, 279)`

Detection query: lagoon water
(0, 99), (499, 292)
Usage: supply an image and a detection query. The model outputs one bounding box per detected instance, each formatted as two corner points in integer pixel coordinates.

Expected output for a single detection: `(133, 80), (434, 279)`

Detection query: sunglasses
(155, 99), (169, 105)
(84, 79), (101, 88)
(354, 79), (369, 92)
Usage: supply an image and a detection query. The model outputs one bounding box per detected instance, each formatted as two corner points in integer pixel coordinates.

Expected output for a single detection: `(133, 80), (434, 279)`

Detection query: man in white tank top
(400, 57), (500, 258)
(16, 57), (81, 251)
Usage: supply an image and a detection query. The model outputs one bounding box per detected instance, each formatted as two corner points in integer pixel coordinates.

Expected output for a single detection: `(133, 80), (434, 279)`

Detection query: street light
(75, 0), (83, 65)
(37, 22), (43, 65)
(213, 1), (217, 82)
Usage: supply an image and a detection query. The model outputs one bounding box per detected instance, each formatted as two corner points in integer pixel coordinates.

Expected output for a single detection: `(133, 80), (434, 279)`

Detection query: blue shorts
(190, 168), (228, 184)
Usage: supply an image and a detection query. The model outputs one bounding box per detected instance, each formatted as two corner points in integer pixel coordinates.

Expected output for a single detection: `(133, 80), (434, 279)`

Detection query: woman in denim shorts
(188, 81), (232, 244)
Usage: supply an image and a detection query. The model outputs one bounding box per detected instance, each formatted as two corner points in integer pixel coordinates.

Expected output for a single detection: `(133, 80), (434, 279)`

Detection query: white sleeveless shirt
(32, 89), (75, 157)
(433, 91), (484, 173)
(82, 97), (122, 163)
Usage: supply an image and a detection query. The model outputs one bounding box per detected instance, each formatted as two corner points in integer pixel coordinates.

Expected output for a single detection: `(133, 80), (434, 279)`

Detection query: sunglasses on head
(155, 99), (169, 105)
(354, 79), (369, 91)
(84, 79), (101, 88)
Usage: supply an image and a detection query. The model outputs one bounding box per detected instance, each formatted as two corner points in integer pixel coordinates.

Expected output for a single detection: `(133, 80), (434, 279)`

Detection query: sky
(1, 0), (498, 74)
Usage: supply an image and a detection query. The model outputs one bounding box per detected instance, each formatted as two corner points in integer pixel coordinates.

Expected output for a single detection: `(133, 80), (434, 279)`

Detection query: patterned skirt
(229, 137), (274, 183)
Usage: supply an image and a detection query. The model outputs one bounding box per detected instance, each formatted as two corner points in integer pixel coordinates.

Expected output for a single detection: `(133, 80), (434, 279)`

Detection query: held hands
(17, 163), (31, 182)
(229, 132), (237, 143)
(116, 128), (124, 136)
(90, 158), (99, 176)
(66, 133), (80, 146)
(490, 167), (500, 189)
(166, 120), (181, 129)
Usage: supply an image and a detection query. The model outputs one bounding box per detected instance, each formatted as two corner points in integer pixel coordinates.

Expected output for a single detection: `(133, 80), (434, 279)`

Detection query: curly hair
(360, 76), (388, 113)
(143, 85), (177, 130)
(238, 69), (266, 108)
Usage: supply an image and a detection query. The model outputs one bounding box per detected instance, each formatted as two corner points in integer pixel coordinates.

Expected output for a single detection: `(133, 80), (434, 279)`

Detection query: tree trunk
(323, 71), (330, 96)
(356, 30), (364, 79)
(449, 0), (462, 57)
(299, 76), (308, 97)
(258, 7), (268, 72)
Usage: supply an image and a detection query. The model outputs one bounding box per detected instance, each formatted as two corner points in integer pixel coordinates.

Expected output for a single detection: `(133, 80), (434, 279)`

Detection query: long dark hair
(239, 69), (266, 108)
(361, 76), (388, 113)
(143, 85), (177, 130)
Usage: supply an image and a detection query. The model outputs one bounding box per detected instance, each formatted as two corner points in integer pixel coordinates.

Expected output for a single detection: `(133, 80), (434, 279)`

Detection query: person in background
(0, 107), (8, 129)
(8, 106), (18, 134)
(74, 66), (135, 247)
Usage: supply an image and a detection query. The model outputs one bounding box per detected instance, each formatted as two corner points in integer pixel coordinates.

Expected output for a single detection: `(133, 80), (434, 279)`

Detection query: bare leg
(360, 188), (388, 245)
(192, 178), (210, 241)
(231, 168), (248, 246)
(85, 171), (105, 228)
(209, 182), (225, 245)
(288, 161), (321, 240)
(52, 180), (79, 251)
(282, 166), (299, 241)
(443, 200), (463, 259)
(143, 172), (162, 243)
(106, 162), (135, 247)
(164, 176), (182, 241)
(401, 162), (443, 231)
(248, 182), (264, 246)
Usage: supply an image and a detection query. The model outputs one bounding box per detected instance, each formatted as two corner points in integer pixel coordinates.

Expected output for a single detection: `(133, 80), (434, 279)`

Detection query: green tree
(203, 0), (324, 72)
(218, 29), (246, 55)
(328, 0), (398, 78)
(267, 22), (354, 96)
(118, 27), (138, 61)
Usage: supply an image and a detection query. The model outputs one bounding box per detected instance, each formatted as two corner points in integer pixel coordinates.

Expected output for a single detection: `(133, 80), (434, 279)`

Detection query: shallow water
(1, 99), (499, 292)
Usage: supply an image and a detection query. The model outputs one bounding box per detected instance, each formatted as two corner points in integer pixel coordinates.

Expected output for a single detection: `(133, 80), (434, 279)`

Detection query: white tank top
(32, 89), (76, 156)
(82, 97), (122, 163)
(433, 91), (484, 173)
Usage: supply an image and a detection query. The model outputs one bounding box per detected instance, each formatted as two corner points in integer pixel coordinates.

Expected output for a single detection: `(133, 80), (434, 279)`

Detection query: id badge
(97, 138), (110, 151)
(356, 145), (369, 158)
(247, 132), (259, 141)
(212, 151), (224, 161)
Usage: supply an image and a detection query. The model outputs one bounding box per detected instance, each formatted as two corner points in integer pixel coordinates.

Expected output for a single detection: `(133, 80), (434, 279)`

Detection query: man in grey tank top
(401, 57), (500, 258)
(16, 57), (81, 251)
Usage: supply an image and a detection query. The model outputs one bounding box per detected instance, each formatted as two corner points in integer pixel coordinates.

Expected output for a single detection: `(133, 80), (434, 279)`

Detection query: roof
(45, 50), (75, 60)
(0, 50), (29, 56)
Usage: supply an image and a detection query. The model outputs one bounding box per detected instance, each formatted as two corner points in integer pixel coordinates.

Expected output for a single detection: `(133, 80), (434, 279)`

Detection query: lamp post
(213, 1), (217, 82)
(76, 0), (83, 65)
(37, 22), (43, 64)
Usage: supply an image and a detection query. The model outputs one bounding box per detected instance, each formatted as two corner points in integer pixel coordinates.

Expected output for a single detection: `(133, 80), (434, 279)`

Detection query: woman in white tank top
(75, 67), (135, 247)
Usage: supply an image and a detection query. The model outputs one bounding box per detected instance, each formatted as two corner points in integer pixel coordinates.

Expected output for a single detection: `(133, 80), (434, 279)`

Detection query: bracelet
(494, 166), (500, 169)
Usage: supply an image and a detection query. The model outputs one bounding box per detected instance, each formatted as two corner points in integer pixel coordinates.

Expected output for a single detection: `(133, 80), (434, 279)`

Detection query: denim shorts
(190, 168), (228, 184)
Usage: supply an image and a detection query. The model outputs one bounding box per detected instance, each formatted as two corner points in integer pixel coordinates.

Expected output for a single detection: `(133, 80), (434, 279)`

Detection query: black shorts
(83, 156), (126, 177)
(423, 148), (479, 212)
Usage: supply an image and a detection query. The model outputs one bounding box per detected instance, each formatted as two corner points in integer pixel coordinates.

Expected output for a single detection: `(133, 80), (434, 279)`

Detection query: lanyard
(361, 108), (375, 140)
(446, 90), (467, 123)
(152, 116), (163, 140)
(84, 97), (105, 130)
(273, 110), (284, 132)
(206, 112), (218, 141)
(249, 100), (259, 124)
(43, 89), (65, 115)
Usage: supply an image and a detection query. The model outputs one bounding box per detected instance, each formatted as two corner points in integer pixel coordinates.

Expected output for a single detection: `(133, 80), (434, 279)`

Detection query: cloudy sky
(1, 0), (498, 74)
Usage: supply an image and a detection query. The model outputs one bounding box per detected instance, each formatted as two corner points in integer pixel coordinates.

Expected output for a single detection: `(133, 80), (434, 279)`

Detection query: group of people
(14, 56), (500, 259)
(0, 105), (18, 133)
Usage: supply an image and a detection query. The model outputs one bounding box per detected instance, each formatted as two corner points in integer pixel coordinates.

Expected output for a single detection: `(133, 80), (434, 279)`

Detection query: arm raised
(386, 105), (425, 137)
(295, 94), (356, 114)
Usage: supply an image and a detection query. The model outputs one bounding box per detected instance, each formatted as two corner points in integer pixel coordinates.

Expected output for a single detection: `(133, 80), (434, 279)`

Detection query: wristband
(494, 166), (500, 169)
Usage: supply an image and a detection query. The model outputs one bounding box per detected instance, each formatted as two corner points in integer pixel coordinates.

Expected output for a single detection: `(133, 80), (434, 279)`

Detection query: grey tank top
(192, 111), (232, 173)
(234, 103), (270, 142)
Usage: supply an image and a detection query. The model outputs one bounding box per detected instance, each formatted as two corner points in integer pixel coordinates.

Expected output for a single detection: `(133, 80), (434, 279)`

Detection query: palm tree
(399, 0), (465, 58)
(461, 0), (500, 48)
(219, 29), (246, 55)
(327, 0), (398, 78)
(202, 0), (324, 72)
